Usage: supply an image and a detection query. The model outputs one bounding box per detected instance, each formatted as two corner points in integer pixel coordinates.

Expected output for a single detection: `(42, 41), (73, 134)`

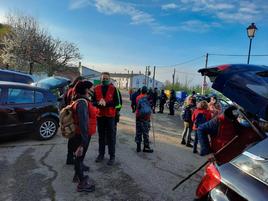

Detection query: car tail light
(196, 163), (221, 198)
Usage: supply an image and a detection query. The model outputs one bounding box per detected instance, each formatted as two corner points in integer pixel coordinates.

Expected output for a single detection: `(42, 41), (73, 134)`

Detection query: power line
(156, 55), (205, 68)
(209, 53), (268, 57)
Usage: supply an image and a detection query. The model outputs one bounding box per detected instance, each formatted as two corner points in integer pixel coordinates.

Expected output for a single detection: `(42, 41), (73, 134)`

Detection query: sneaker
(136, 143), (141, 152)
(186, 143), (193, 148)
(193, 150), (198, 154)
(77, 180), (95, 192)
(95, 155), (104, 163)
(73, 175), (89, 183)
(181, 140), (186, 145)
(82, 164), (90, 172)
(107, 157), (115, 166)
(143, 146), (154, 153)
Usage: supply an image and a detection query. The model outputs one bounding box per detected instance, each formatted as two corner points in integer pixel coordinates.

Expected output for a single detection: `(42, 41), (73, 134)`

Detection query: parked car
(195, 64), (268, 200)
(0, 81), (59, 140)
(0, 69), (34, 84)
(33, 76), (70, 98)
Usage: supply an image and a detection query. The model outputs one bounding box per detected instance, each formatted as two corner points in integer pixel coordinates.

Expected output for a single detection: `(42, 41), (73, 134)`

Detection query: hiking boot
(143, 145), (154, 153)
(186, 143), (193, 148)
(95, 155), (104, 163)
(136, 143), (141, 152)
(107, 157), (115, 166)
(73, 175), (89, 183)
(77, 178), (95, 192)
(181, 140), (186, 145)
(82, 164), (90, 172)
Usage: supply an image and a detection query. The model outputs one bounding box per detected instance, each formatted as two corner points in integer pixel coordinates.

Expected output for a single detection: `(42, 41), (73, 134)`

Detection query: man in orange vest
(94, 72), (120, 166)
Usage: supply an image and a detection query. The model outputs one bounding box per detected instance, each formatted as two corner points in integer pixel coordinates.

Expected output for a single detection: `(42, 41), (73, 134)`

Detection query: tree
(0, 11), (81, 75)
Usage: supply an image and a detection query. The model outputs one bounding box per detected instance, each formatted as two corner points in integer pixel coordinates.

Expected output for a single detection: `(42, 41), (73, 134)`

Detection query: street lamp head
(247, 23), (257, 39)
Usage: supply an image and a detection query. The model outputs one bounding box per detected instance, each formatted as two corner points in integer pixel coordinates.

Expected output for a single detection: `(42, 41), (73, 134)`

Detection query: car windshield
(36, 77), (67, 89)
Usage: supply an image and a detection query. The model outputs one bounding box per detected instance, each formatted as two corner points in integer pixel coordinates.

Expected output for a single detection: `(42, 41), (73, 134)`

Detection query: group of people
(180, 94), (222, 154)
(62, 72), (121, 192)
(130, 88), (177, 115)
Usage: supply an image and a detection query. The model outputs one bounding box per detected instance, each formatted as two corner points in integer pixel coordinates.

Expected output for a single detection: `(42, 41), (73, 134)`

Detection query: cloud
(161, 3), (178, 10)
(177, 0), (266, 24)
(69, 0), (176, 34)
(181, 20), (221, 33)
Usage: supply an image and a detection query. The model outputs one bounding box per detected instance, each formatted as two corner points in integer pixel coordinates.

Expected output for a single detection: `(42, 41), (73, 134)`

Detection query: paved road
(0, 91), (206, 201)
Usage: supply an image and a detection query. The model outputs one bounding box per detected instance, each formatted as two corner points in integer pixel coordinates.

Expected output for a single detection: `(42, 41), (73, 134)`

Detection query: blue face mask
(238, 118), (251, 128)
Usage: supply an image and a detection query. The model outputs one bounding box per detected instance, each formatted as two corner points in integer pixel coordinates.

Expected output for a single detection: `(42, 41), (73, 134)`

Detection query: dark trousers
(193, 130), (198, 152)
(67, 137), (75, 161)
(73, 134), (90, 181)
(159, 102), (165, 113)
(169, 103), (174, 115)
(197, 129), (211, 156)
(97, 117), (116, 158)
(135, 118), (150, 146)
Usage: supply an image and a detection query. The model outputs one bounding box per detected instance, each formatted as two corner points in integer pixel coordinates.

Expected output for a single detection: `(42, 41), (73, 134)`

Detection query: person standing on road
(169, 89), (176, 115)
(208, 95), (222, 118)
(135, 86), (154, 153)
(63, 76), (84, 165)
(158, 89), (167, 113)
(181, 96), (196, 147)
(192, 100), (211, 154)
(152, 88), (158, 113)
(131, 89), (141, 113)
(94, 72), (119, 166)
(72, 80), (96, 192)
(115, 87), (122, 136)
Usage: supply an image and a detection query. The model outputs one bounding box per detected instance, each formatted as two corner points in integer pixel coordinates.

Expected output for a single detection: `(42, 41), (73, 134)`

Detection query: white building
(110, 73), (164, 90)
(80, 65), (101, 84)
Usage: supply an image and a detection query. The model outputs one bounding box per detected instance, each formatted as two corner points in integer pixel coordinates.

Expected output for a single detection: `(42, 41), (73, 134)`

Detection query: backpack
(194, 113), (207, 128)
(59, 99), (87, 139)
(181, 106), (192, 122)
(137, 96), (152, 117)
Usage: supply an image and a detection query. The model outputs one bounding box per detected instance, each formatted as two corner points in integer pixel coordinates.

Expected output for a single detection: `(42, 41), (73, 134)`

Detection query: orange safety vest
(72, 99), (97, 136)
(95, 84), (116, 117)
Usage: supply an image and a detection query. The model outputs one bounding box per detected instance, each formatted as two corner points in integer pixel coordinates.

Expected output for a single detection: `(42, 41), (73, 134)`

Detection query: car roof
(0, 69), (33, 78)
(0, 81), (48, 92)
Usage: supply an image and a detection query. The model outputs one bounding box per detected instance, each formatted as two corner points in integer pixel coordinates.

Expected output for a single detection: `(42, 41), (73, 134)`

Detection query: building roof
(110, 73), (140, 78)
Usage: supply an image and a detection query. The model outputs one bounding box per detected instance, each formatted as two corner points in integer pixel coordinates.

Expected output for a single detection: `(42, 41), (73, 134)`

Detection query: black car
(0, 69), (34, 84)
(0, 81), (59, 140)
(195, 64), (268, 201)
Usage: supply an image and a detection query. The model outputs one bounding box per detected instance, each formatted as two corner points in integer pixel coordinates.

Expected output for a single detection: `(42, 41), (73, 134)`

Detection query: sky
(0, 0), (268, 85)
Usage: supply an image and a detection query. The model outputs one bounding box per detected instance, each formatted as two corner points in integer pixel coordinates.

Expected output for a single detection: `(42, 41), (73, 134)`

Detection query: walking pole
(151, 113), (156, 147)
(172, 135), (239, 191)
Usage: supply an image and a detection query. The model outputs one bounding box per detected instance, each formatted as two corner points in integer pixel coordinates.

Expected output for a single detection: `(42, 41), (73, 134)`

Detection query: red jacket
(72, 99), (97, 136)
(192, 108), (211, 130)
(95, 84), (116, 117)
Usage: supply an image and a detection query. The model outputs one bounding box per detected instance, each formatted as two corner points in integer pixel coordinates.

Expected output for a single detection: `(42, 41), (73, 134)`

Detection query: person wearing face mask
(94, 72), (120, 166)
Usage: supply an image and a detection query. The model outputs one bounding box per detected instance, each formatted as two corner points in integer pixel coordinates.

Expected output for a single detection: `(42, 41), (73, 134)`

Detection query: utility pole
(130, 70), (133, 89)
(145, 66), (148, 86)
(152, 66), (156, 88)
(172, 68), (176, 89)
(147, 66), (150, 88)
(202, 53), (209, 95)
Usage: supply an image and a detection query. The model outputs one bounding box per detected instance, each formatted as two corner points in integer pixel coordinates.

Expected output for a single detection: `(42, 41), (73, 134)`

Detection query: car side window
(7, 88), (34, 104)
(35, 91), (44, 103)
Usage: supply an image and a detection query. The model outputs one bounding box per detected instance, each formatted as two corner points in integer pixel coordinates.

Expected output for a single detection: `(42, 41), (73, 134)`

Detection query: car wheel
(36, 117), (58, 140)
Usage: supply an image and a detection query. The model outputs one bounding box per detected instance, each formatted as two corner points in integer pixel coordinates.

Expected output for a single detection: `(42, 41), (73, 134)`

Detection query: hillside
(0, 23), (10, 38)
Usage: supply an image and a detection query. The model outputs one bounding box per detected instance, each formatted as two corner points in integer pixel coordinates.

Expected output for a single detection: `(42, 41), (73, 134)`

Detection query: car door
(0, 85), (22, 136)
(6, 87), (36, 134)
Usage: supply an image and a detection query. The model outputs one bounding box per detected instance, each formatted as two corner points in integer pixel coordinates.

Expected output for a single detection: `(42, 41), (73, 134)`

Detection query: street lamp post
(246, 23), (257, 64)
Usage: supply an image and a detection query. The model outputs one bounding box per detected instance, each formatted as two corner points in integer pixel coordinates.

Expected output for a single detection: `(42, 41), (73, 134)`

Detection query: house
(110, 73), (164, 90)
(80, 65), (102, 85)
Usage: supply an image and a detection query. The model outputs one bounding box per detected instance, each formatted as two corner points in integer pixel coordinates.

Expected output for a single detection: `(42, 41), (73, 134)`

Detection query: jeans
(193, 130), (198, 152)
(97, 117), (116, 158)
(181, 122), (192, 144)
(197, 129), (211, 156)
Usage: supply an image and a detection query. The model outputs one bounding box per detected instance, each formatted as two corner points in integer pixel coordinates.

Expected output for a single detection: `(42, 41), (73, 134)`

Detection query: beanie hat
(74, 80), (93, 95)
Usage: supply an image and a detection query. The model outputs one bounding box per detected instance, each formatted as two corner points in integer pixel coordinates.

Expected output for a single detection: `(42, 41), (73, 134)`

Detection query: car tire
(36, 117), (58, 140)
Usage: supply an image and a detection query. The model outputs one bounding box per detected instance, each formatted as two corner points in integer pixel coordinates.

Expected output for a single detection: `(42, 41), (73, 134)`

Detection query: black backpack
(182, 106), (192, 122)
